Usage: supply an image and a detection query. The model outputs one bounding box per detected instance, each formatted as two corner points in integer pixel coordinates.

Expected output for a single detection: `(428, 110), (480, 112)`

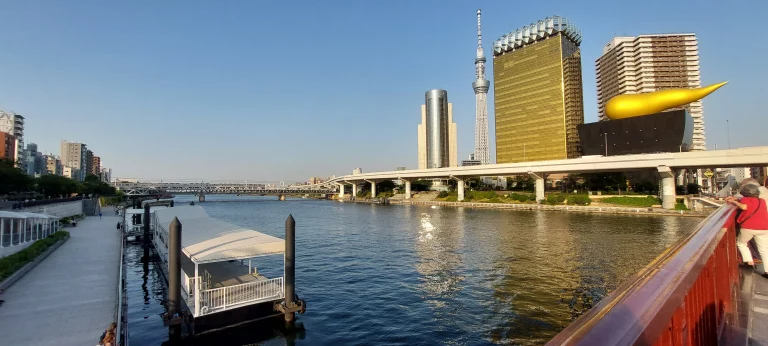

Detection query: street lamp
(726, 120), (731, 149)
(603, 133), (608, 156)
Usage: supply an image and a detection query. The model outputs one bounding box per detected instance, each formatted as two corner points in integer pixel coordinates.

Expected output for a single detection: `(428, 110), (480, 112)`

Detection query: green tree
(508, 175), (534, 191)
(377, 180), (395, 193)
(581, 172), (628, 191)
(81, 174), (116, 195)
(35, 175), (80, 197)
(0, 159), (33, 195)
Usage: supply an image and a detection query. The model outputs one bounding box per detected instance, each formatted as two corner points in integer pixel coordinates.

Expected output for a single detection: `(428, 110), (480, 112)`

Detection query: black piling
(142, 204), (150, 260)
(168, 217), (182, 337)
(284, 214), (296, 323)
(169, 200), (174, 208)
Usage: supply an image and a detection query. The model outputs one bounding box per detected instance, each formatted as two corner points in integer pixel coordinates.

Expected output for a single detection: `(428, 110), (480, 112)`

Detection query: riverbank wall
(343, 198), (711, 218)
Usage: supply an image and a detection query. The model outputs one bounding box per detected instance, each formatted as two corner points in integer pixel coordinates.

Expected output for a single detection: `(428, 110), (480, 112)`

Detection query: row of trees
(0, 159), (117, 198)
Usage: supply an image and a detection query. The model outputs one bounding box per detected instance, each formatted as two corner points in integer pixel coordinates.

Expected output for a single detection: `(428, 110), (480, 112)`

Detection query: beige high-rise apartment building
(61, 140), (87, 181)
(596, 34), (705, 150)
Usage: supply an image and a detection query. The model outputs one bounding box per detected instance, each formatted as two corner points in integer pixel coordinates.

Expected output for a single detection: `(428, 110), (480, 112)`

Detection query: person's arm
(725, 196), (748, 210)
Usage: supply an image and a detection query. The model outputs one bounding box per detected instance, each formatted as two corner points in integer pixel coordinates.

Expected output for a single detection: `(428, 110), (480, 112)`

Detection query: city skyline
(0, 1), (764, 181)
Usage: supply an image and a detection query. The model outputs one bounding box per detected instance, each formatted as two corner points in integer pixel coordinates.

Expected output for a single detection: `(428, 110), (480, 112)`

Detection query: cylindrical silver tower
(425, 89), (449, 169)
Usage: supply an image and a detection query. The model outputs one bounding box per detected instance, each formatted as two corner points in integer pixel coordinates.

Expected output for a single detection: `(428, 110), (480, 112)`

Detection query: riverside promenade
(0, 207), (120, 346)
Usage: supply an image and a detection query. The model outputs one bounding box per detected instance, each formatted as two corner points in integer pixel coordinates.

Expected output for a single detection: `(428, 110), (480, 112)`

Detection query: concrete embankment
(343, 198), (712, 218)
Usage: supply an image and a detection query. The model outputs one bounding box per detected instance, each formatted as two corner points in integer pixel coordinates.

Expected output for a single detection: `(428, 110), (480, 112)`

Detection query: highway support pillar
(404, 180), (411, 200)
(449, 175), (465, 202)
(529, 172), (545, 203)
(337, 183), (345, 200)
(351, 182), (358, 199)
(167, 217), (182, 338)
(658, 166), (676, 209)
(365, 180), (377, 199)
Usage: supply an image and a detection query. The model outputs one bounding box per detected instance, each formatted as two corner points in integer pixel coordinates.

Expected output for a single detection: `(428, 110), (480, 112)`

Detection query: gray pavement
(752, 272), (768, 345)
(0, 207), (121, 346)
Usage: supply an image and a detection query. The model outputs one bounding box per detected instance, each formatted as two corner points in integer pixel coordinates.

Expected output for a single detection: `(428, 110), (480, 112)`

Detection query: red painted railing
(547, 206), (740, 345)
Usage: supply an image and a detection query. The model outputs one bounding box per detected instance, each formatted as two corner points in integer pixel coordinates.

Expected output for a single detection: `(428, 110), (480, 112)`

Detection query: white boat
(126, 205), (304, 334)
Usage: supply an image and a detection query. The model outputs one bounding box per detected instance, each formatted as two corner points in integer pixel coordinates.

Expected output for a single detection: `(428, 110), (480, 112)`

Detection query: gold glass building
(492, 16), (584, 163)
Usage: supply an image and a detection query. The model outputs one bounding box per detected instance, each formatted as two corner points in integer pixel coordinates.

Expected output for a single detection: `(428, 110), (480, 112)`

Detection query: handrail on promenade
(547, 205), (739, 345)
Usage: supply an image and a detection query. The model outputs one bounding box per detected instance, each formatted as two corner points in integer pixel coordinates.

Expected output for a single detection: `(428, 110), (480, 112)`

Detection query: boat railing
(197, 277), (284, 315)
(546, 204), (740, 345)
(181, 275), (201, 298)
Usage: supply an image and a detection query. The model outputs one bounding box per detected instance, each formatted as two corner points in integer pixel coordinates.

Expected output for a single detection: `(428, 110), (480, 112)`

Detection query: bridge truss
(115, 181), (339, 195)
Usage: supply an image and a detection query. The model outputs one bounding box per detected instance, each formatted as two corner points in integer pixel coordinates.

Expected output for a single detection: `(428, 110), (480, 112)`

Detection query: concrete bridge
(328, 146), (768, 209)
(118, 147), (768, 208)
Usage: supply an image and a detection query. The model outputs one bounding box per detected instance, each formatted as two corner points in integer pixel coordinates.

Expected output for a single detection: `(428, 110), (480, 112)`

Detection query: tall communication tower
(472, 9), (490, 165)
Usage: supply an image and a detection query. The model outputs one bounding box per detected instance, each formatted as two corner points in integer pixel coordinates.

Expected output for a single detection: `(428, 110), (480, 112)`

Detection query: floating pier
(125, 204), (305, 336)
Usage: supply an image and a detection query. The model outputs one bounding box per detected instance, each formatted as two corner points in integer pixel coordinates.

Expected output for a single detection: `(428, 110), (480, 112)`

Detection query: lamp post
(726, 120), (731, 149)
(603, 133), (608, 156)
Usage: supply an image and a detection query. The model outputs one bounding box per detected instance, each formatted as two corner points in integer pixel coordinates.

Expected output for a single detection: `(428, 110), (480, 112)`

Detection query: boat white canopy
(0, 211), (28, 218)
(16, 212), (58, 219)
(154, 206), (285, 264)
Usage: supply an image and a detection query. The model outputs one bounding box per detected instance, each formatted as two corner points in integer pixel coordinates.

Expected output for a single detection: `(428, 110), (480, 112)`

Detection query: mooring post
(142, 204), (150, 262)
(169, 200), (174, 208)
(284, 214), (296, 323)
(143, 204), (151, 244)
(168, 217), (182, 337)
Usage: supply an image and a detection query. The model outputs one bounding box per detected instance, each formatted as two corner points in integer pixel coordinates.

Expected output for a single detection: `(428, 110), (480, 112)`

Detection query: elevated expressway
(329, 147), (768, 209)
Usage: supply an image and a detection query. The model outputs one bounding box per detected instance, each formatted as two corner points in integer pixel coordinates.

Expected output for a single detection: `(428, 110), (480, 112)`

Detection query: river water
(125, 195), (702, 345)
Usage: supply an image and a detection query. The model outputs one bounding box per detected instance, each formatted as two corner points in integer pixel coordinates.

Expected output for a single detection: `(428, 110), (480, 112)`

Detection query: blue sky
(1, 1), (765, 182)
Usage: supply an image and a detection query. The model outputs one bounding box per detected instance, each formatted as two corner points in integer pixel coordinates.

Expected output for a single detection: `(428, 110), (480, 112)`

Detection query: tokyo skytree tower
(472, 9), (491, 165)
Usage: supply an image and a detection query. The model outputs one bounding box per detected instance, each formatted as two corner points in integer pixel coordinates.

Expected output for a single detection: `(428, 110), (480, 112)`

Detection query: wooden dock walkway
(0, 207), (121, 346)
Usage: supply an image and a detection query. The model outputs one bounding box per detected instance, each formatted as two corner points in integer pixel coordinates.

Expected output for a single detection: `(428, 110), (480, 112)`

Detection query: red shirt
(737, 197), (768, 230)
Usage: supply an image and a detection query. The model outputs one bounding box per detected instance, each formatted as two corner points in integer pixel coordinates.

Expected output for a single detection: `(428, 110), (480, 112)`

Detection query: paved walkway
(0, 207), (121, 346)
(751, 272), (768, 345)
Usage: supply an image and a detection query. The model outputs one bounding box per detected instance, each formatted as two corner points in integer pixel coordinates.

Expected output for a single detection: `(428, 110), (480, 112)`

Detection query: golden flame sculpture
(604, 82), (728, 120)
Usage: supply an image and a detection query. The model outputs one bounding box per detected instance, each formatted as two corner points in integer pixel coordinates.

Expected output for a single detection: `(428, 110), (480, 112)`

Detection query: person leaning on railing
(726, 184), (768, 279)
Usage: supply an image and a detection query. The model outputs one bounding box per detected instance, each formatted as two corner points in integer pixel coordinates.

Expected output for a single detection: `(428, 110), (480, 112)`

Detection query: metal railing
(182, 276), (201, 298)
(546, 205), (739, 345)
(197, 277), (284, 315)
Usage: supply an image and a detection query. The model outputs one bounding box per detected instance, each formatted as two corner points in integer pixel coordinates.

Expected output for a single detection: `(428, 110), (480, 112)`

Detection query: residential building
(45, 155), (63, 176)
(492, 16), (584, 163)
(729, 167), (751, 183)
(91, 155), (101, 176)
(308, 177), (325, 184)
(60, 140), (87, 181)
(100, 167), (112, 183)
(462, 153), (481, 166)
(417, 89), (458, 169)
(0, 110), (25, 169)
(352, 168), (363, 175)
(85, 150), (94, 178)
(0, 131), (15, 160)
(595, 34), (705, 150)
(24, 143), (45, 176)
(63, 166), (76, 179)
(750, 167), (768, 185)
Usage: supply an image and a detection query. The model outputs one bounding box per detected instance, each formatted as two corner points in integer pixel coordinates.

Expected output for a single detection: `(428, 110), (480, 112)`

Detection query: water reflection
(125, 196), (703, 345)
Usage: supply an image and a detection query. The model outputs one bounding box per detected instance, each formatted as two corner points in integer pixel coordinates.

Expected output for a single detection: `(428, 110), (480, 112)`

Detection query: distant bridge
(114, 180), (339, 197)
